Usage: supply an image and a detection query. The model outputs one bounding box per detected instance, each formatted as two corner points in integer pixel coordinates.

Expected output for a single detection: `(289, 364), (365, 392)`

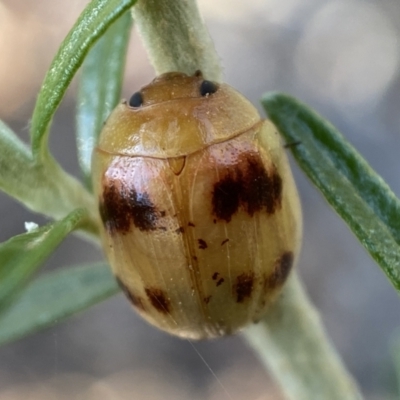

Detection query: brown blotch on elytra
(204, 296), (212, 304)
(212, 153), (282, 223)
(198, 239), (208, 249)
(221, 238), (229, 246)
(212, 272), (219, 280)
(264, 251), (294, 289)
(175, 227), (185, 234)
(216, 278), (225, 287)
(99, 182), (130, 234)
(115, 276), (146, 311)
(235, 272), (255, 303)
(145, 287), (171, 314)
(188, 221), (196, 227)
(100, 177), (159, 234)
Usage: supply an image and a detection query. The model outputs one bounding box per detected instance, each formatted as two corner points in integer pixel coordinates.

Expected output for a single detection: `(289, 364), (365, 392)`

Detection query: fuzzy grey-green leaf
(0, 121), (97, 234)
(0, 263), (118, 346)
(76, 10), (133, 188)
(0, 208), (87, 311)
(0, 119), (33, 198)
(31, 0), (137, 164)
(262, 93), (400, 292)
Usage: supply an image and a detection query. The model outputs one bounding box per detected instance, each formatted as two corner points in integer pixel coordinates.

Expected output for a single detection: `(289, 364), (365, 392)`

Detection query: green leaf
(30, 0), (137, 164)
(0, 263), (118, 346)
(76, 10), (133, 188)
(262, 93), (400, 292)
(0, 208), (86, 311)
(0, 119), (34, 197)
(0, 121), (98, 235)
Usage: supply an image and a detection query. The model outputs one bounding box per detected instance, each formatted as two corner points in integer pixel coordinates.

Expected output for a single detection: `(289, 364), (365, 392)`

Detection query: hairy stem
(132, 0), (222, 81)
(243, 272), (363, 400)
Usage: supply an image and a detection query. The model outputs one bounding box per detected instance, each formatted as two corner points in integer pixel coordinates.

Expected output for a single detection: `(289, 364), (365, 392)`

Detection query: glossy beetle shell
(92, 72), (302, 339)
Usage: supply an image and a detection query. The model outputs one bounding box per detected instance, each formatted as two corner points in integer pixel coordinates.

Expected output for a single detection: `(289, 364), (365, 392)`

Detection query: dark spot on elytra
(99, 183), (130, 234)
(212, 178), (241, 222)
(100, 179), (159, 234)
(115, 276), (145, 311)
(235, 272), (255, 303)
(129, 191), (159, 231)
(198, 239), (208, 249)
(221, 239), (229, 246)
(160, 211), (166, 217)
(204, 296), (212, 304)
(145, 287), (171, 314)
(193, 256), (198, 261)
(212, 272), (219, 280)
(212, 153), (282, 222)
(265, 251), (294, 289)
(216, 278), (225, 287)
(188, 222), (195, 227)
(175, 227), (185, 234)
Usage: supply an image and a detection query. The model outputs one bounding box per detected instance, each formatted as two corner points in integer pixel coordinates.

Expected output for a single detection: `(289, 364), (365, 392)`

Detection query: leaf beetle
(92, 71), (302, 339)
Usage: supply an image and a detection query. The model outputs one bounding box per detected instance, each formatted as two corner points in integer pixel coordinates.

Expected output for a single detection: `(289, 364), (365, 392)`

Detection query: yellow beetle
(92, 71), (302, 339)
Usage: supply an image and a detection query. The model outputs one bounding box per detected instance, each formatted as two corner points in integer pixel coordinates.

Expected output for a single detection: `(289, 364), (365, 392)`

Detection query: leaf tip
(260, 91), (294, 109)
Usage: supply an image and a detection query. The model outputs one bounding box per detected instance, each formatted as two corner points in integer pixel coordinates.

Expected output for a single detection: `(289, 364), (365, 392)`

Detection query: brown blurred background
(1, 0), (400, 398)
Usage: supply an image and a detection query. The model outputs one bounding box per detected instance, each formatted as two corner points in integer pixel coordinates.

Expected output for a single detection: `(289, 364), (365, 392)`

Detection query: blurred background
(1, 0), (400, 398)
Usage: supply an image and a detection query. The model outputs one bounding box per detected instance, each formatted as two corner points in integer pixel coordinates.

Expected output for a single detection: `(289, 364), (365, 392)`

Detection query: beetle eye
(129, 91), (143, 107)
(200, 80), (218, 96)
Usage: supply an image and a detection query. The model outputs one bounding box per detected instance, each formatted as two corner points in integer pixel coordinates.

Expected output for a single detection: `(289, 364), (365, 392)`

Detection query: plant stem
(132, 0), (222, 81)
(243, 272), (363, 400)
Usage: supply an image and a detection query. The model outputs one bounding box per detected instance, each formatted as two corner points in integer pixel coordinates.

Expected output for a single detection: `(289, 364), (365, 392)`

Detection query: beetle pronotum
(92, 71), (302, 339)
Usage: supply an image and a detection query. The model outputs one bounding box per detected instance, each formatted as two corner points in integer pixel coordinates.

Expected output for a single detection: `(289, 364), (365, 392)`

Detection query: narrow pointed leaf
(0, 263), (118, 346)
(262, 93), (400, 292)
(0, 119), (34, 198)
(0, 121), (97, 233)
(76, 10), (132, 187)
(0, 208), (87, 310)
(30, 0), (137, 163)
